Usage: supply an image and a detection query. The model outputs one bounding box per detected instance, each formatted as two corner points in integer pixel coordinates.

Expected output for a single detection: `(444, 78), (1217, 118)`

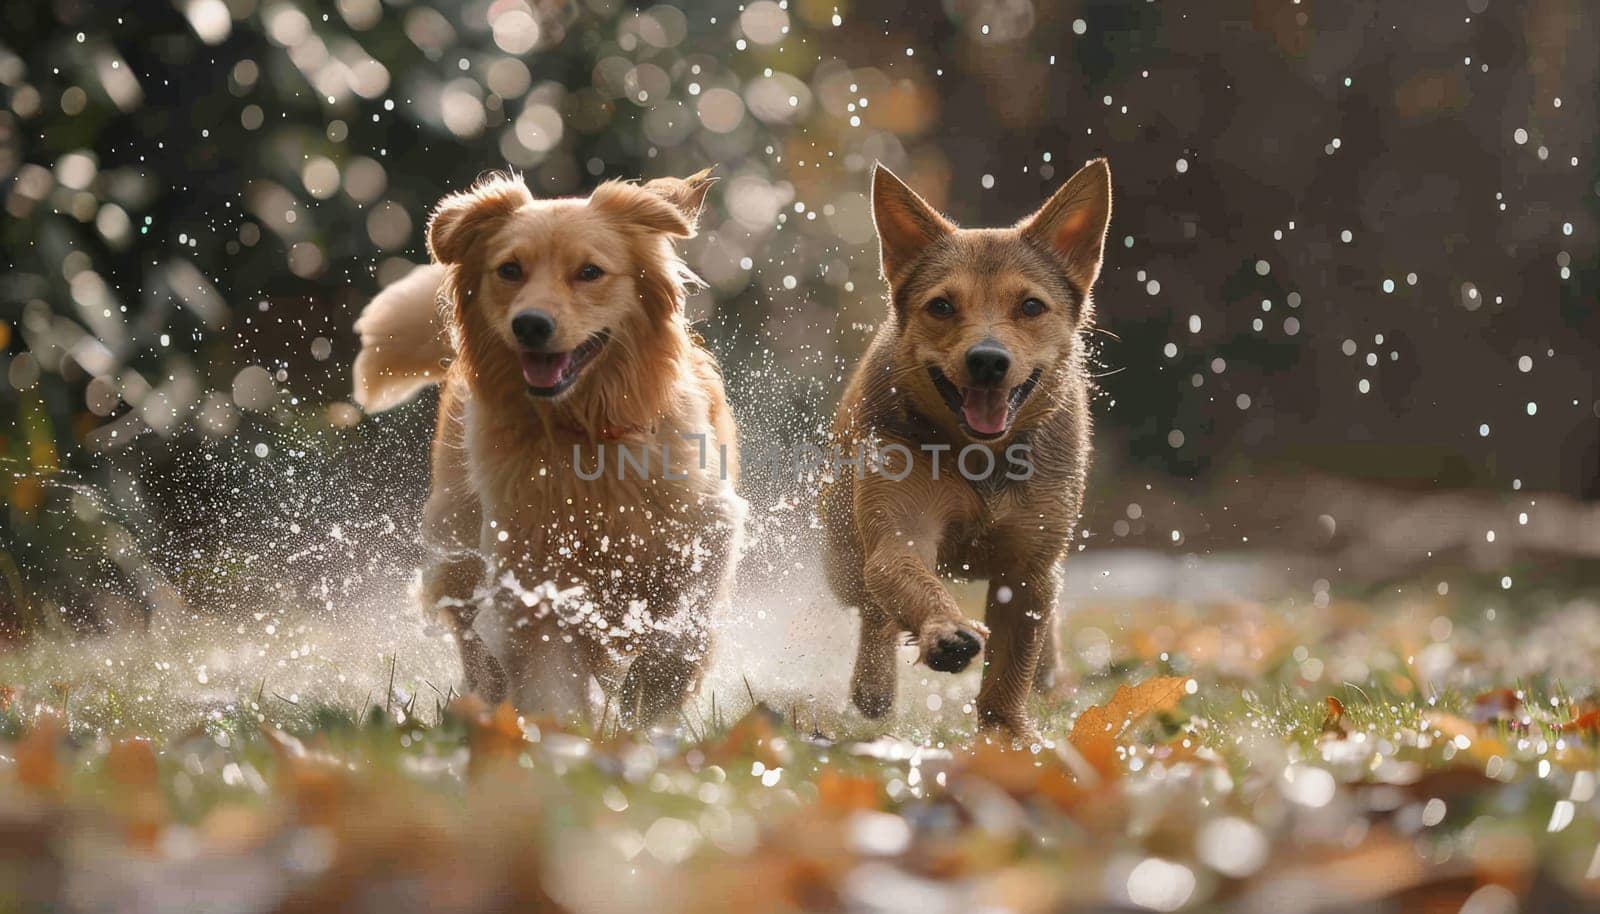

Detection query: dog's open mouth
(929, 366), (1043, 439)
(519, 330), (610, 397)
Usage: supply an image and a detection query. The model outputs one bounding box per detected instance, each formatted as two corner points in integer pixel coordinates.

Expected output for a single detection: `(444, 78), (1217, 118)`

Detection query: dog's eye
(926, 297), (955, 318)
(576, 264), (605, 282)
(497, 262), (523, 281)
(1020, 297), (1047, 317)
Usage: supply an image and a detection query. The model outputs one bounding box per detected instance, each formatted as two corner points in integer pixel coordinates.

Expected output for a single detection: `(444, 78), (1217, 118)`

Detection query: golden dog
(353, 170), (742, 727)
(820, 159), (1112, 740)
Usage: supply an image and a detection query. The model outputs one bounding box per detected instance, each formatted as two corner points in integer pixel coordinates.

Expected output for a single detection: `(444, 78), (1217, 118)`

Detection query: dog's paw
(978, 716), (1043, 748)
(850, 677), (895, 719)
(918, 619), (987, 673)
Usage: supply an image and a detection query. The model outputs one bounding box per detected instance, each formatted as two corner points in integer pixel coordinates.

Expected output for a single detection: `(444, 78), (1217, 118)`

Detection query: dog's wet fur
(819, 159), (1112, 741)
(352, 170), (742, 728)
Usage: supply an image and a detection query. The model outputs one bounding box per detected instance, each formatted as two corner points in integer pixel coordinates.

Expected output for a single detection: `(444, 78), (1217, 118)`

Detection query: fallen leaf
(106, 737), (158, 789)
(106, 738), (164, 849)
(686, 828), (847, 914)
(705, 703), (789, 769)
(1321, 696), (1350, 739)
(957, 740), (1091, 810)
(1560, 709), (1600, 737)
(1234, 827), (1461, 910)
(466, 701), (528, 776)
(15, 714), (63, 794)
(1068, 676), (1192, 775)
(815, 768), (880, 813)
(1469, 688), (1521, 724)
(1425, 711), (1508, 762)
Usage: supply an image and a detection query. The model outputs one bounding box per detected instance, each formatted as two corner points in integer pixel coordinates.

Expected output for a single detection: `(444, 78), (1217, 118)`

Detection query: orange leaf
(106, 737), (159, 790)
(1321, 696), (1349, 739)
(1068, 676), (1192, 775)
(815, 768), (879, 813)
(1561, 710), (1600, 736)
(1425, 710), (1508, 763)
(464, 701), (527, 777)
(705, 704), (789, 769)
(445, 695), (528, 770)
(106, 738), (165, 850)
(983, 741), (1087, 803)
(16, 714), (63, 794)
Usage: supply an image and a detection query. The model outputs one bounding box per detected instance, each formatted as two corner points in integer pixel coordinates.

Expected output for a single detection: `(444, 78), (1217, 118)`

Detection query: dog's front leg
(861, 538), (987, 674)
(420, 463), (505, 702)
(617, 622), (709, 729)
(1032, 612), (1061, 694)
(616, 504), (737, 729)
(481, 542), (594, 726)
(423, 552), (505, 703)
(503, 611), (594, 726)
(849, 602), (901, 718)
(975, 560), (1062, 742)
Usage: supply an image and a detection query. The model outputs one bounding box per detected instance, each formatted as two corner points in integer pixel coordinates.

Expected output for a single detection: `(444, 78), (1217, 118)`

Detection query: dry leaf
(16, 714), (63, 794)
(1560, 709), (1600, 737)
(1470, 688), (1521, 724)
(106, 737), (158, 789)
(958, 741), (1091, 810)
(815, 768), (880, 813)
(1321, 696), (1350, 739)
(1068, 676), (1192, 775)
(260, 725), (356, 826)
(106, 738), (164, 849)
(467, 701), (528, 776)
(705, 703), (789, 769)
(1425, 710), (1508, 762)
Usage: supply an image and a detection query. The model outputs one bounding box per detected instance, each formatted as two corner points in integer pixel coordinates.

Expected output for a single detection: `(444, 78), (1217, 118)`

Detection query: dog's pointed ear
(427, 172), (532, 265)
(1019, 157), (1112, 289)
(640, 167), (717, 234)
(872, 163), (954, 285)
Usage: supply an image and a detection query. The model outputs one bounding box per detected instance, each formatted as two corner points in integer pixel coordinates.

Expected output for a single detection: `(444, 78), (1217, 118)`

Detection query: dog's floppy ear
(1018, 157), (1112, 290)
(591, 169), (714, 239)
(871, 163), (955, 286)
(640, 167), (717, 234)
(427, 172), (532, 266)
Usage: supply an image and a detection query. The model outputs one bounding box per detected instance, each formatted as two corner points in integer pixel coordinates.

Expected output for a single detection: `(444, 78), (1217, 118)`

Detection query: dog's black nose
(964, 342), (1011, 386)
(511, 311), (557, 349)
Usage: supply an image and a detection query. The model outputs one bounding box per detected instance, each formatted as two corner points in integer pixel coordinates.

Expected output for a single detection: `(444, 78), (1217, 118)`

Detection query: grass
(0, 577), (1598, 912)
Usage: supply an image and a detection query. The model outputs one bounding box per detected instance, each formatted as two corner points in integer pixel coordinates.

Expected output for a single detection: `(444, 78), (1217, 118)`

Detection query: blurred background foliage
(0, 0), (1597, 632)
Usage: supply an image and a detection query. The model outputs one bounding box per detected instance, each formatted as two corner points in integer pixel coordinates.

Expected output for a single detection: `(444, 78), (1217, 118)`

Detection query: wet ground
(3, 538), (1600, 912)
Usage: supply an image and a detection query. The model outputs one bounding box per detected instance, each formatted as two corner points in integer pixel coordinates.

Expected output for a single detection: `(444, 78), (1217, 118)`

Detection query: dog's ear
(1018, 157), (1112, 290)
(640, 167), (717, 234)
(872, 163), (955, 286)
(427, 173), (532, 265)
(591, 173), (709, 239)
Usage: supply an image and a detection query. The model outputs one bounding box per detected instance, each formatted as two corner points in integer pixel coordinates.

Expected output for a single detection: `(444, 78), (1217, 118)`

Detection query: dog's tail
(352, 263), (453, 412)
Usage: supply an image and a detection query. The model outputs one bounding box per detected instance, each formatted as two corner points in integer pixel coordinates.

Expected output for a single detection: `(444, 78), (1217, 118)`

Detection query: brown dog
(352, 171), (742, 727)
(819, 159), (1112, 740)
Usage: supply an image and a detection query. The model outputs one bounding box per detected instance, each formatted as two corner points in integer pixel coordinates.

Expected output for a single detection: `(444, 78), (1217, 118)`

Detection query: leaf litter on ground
(0, 586), (1599, 911)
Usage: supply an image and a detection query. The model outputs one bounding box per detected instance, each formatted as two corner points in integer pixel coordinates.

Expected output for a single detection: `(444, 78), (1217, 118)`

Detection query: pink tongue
(961, 387), (1008, 435)
(520, 351), (571, 388)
